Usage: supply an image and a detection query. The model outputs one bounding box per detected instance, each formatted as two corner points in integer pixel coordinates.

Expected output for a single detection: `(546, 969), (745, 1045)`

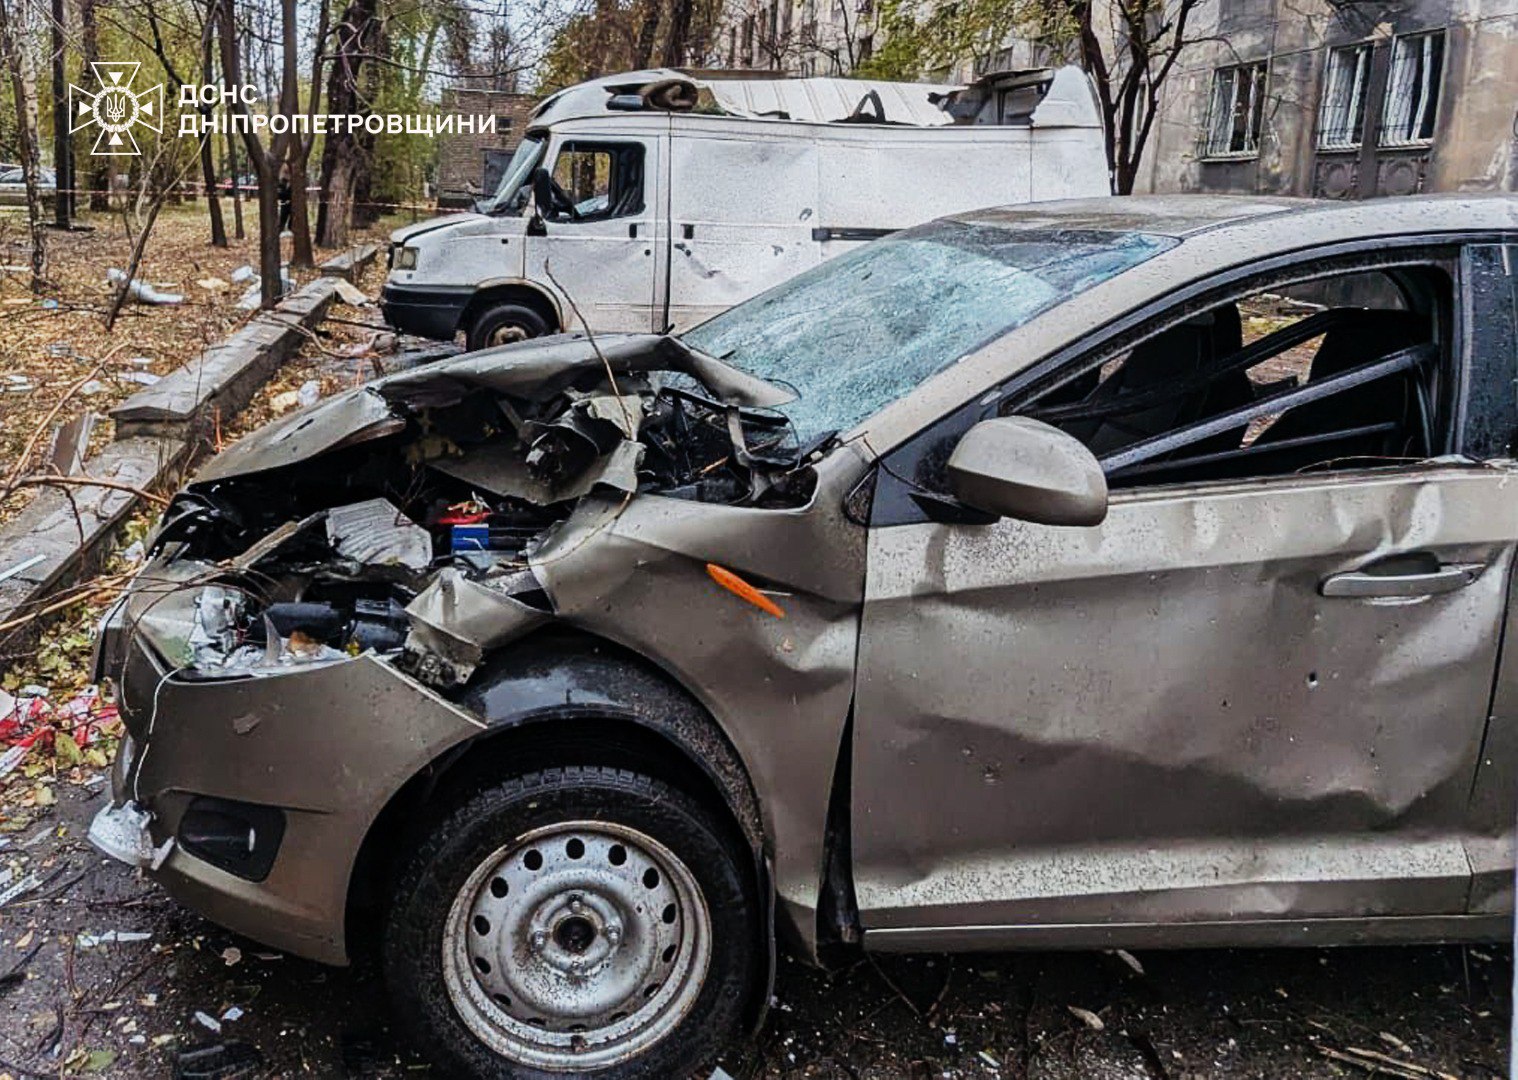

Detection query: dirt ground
(0, 213), (1510, 1078)
(0, 785), (1506, 1079)
(0, 205), (398, 525)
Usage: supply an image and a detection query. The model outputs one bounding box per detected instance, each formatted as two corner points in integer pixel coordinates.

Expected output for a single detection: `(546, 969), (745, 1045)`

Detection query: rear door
(852, 243), (1518, 946)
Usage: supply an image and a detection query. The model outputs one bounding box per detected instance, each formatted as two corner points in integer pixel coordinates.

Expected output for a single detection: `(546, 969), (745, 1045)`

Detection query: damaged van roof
(530, 68), (966, 128)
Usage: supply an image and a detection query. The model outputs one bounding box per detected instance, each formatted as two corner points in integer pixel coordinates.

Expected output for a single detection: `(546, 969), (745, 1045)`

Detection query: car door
(851, 243), (1518, 948)
(522, 135), (660, 332)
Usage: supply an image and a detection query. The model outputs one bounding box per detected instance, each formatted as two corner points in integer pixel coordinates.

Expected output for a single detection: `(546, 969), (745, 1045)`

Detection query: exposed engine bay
(142, 334), (824, 689)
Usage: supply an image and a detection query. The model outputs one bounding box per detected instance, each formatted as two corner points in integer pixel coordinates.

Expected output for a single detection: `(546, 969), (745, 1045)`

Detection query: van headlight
(393, 245), (419, 270)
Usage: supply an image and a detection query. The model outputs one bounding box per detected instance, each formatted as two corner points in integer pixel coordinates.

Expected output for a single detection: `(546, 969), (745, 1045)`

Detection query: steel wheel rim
(443, 819), (712, 1071)
(487, 323), (529, 346)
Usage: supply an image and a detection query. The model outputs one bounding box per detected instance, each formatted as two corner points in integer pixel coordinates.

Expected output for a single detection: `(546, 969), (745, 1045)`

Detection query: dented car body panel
(96, 195), (1518, 980)
(855, 465), (1518, 945)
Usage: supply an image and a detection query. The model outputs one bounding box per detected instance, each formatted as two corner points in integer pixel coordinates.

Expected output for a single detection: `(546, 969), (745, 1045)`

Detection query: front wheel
(465, 302), (550, 350)
(383, 766), (757, 1079)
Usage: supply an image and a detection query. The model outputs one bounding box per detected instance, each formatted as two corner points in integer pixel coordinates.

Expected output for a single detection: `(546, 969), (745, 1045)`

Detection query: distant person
(277, 171), (292, 235)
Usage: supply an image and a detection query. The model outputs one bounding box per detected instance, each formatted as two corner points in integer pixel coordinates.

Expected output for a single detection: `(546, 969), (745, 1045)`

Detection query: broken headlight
(186, 585), (352, 676)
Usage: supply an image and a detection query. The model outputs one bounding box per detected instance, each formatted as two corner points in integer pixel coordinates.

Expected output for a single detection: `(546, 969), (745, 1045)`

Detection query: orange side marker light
(705, 563), (785, 619)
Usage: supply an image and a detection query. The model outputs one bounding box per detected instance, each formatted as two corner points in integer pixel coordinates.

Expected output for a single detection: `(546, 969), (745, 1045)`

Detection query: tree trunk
(49, 0), (69, 227)
(315, 0), (377, 247)
(218, 0), (292, 306)
(199, 12), (226, 245)
(288, 154), (313, 265)
(0, 0), (48, 288)
(661, 0), (695, 66)
(199, 131), (227, 245)
(321, 153), (355, 247)
(225, 127), (244, 239)
(286, 0), (326, 267)
(79, 0), (108, 210)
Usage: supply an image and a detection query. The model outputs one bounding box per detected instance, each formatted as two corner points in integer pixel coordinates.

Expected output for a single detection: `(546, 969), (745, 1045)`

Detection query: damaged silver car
(91, 194), (1518, 1078)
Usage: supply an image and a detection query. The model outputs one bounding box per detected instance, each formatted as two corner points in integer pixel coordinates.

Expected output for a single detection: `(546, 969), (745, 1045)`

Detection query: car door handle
(1320, 563), (1484, 598)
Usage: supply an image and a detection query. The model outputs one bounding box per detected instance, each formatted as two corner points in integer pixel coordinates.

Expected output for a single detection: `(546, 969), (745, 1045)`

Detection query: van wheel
(383, 766), (757, 1080)
(466, 302), (549, 350)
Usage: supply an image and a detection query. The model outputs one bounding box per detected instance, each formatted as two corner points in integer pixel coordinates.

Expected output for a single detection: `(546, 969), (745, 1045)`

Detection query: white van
(381, 66), (1109, 349)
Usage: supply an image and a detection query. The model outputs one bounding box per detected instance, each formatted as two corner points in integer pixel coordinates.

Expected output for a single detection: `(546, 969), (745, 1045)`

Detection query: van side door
(522, 135), (661, 332)
(664, 128), (821, 330)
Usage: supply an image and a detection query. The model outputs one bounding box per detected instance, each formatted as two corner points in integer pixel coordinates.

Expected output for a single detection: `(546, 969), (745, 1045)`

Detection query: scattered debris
(331, 279), (371, 307)
(77, 930), (153, 948)
(172, 1041), (265, 1080)
(1112, 948), (1145, 976)
(0, 552), (46, 583)
(0, 869), (42, 907)
(106, 268), (185, 306)
(220, 946), (242, 967)
(193, 1009), (223, 1033)
(1067, 1005), (1105, 1031)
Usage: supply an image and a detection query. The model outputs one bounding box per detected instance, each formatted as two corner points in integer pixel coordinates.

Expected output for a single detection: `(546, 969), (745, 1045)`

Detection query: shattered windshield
(478, 134), (546, 215)
(680, 223), (1178, 441)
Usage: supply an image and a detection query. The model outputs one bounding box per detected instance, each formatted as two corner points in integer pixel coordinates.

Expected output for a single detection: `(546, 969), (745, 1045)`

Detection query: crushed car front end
(88, 331), (858, 967)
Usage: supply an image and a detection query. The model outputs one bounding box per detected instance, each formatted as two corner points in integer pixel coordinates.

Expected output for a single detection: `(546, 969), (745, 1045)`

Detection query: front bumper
(378, 282), (473, 341)
(95, 585), (483, 965)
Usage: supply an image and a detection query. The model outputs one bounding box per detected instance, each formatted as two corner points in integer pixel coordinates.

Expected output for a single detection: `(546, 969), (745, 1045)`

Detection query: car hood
(389, 213), (487, 245)
(196, 333), (794, 484)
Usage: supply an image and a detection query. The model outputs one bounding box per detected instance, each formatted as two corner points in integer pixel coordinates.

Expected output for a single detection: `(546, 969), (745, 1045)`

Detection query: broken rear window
(680, 223), (1177, 442)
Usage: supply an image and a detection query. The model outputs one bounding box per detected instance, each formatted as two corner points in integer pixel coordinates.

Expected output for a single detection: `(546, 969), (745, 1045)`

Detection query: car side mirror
(531, 167), (553, 211)
(527, 169), (550, 235)
(947, 416), (1108, 526)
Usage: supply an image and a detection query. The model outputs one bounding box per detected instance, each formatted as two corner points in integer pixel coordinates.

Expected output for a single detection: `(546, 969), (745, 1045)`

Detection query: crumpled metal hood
(195, 334), (793, 484)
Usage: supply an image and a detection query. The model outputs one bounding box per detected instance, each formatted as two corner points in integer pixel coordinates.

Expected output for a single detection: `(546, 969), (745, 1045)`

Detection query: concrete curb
(109, 278), (339, 441)
(0, 279), (345, 662)
(319, 242), (381, 282)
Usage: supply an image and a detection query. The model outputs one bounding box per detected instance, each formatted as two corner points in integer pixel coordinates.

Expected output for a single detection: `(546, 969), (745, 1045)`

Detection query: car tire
(383, 765), (757, 1080)
(466, 302), (550, 350)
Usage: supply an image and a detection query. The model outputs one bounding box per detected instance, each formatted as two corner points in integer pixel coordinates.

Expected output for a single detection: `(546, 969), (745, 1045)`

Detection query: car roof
(950, 192), (1518, 242)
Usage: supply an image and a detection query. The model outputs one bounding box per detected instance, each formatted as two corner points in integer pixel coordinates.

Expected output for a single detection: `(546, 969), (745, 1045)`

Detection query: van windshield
(478, 135), (546, 216)
(679, 222), (1178, 442)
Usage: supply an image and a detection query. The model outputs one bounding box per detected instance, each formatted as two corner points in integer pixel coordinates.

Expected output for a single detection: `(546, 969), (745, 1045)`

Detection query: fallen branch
(0, 571), (132, 636)
(9, 475), (172, 508)
(1315, 1044), (1457, 1080)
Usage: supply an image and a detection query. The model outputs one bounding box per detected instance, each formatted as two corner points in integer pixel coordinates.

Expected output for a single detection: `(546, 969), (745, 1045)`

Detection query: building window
(1204, 61), (1267, 157)
(1381, 30), (1444, 146)
(1317, 44), (1370, 149)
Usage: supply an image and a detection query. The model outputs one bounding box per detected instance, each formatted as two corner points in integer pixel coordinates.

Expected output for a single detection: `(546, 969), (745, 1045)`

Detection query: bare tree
(1065, 0), (1204, 194)
(218, 0), (298, 305)
(0, 0), (47, 288)
(139, 0), (229, 245)
(284, 0), (328, 266)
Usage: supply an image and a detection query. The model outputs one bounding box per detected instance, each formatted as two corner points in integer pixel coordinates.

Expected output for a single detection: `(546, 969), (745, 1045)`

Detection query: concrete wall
(1136, 0), (1518, 197)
